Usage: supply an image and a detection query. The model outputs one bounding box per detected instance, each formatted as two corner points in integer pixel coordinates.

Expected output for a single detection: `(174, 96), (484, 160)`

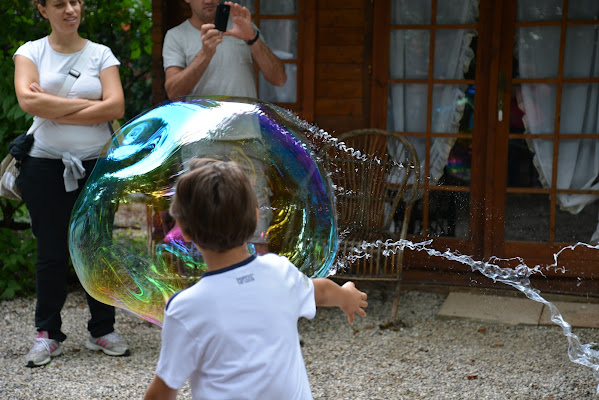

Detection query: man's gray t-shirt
(163, 19), (257, 98)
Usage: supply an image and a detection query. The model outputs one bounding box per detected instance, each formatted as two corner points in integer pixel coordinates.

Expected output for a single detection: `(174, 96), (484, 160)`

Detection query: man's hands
(222, 2), (255, 42)
(199, 22), (223, 59)
(171, 0), (284, 95)
(200, 2), (254, 50)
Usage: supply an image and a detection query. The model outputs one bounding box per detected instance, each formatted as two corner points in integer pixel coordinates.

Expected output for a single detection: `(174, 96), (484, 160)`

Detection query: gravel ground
(1, 287), (598, 400)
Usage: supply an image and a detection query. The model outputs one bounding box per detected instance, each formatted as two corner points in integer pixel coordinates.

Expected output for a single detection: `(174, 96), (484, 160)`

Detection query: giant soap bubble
(69, 97), (338, 325)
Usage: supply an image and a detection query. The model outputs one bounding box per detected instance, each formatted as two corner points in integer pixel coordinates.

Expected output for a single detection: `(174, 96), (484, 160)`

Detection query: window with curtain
(516, 0), (599, 241)
(387, 0), (478, 186)
(234, 0), (299, 104)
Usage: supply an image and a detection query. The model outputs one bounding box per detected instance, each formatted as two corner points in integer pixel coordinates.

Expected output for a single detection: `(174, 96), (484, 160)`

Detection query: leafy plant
(79, 0), (153, 122)
(0, 228), (37, 298)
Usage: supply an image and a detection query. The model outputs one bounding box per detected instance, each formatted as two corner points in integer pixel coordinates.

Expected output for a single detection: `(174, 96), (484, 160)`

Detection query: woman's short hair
(169, 158), (258, 252)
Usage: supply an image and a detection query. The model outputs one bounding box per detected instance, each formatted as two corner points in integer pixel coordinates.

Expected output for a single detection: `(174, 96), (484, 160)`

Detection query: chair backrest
(318, 129), (420, 238)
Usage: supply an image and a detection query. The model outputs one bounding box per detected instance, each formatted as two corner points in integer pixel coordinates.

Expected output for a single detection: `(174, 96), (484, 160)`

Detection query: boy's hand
(313, 278), (368, 323)
(340, 281), (368, 324)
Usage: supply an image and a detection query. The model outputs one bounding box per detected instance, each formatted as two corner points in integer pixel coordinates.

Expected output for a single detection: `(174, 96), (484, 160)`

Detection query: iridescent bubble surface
(69, 97), (337, 325)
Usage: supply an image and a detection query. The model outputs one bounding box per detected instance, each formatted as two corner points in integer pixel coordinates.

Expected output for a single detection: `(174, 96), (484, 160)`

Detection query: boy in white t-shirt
(144, 158), (368, 400)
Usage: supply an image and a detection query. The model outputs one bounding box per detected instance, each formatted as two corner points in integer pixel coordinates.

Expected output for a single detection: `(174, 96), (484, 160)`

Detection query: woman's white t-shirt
(14, 37), (120, 159)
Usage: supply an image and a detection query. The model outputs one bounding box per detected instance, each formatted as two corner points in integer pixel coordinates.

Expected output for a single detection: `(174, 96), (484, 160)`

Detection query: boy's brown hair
(169, 158), (258, 252)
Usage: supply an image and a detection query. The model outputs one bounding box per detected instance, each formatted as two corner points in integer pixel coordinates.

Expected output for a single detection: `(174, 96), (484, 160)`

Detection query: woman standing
(14, 0), (129, 367)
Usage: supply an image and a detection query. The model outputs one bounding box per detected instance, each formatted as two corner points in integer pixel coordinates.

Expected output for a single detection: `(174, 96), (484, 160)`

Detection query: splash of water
(346, 238), (599, 393)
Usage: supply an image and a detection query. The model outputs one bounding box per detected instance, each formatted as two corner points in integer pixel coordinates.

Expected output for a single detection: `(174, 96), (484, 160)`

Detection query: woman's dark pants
(18, 157), (115, 342)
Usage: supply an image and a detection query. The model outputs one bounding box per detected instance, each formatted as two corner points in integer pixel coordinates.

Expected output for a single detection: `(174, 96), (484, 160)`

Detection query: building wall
(151, 0), (190, 104)
(312, 0), (372, 135)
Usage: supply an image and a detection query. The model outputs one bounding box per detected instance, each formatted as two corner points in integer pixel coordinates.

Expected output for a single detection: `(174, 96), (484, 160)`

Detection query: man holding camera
(161, 0), (285, 256)
(162, 0), (286, 99)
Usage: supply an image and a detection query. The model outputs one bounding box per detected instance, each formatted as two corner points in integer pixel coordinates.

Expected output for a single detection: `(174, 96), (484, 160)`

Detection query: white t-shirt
(14, 37), (120, 159)
(156, 253), (316, 400)
(163, 19), (257, 98)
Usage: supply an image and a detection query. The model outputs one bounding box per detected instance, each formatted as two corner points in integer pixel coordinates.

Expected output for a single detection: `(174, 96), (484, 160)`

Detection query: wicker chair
(318, 129), (420, 323)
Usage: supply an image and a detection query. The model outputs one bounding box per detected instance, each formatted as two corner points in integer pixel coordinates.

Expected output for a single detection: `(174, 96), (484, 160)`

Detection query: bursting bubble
(69, 97), (338, 325)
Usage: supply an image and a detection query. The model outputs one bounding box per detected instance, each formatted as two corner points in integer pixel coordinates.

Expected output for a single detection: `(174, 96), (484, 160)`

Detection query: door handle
(497, 71), (506, 122)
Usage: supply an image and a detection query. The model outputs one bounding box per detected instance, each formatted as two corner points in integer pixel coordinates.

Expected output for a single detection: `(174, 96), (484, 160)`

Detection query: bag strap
(26, 117), (45, 136)
(27, 41), (94, 136)
(57, 41), (94, 98)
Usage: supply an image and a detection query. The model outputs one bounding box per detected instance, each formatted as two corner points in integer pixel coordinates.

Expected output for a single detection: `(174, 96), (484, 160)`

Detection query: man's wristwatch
(246, 30), (260, 46)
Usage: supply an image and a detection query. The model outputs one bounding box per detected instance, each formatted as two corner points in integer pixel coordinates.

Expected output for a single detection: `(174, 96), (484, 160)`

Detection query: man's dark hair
(170, 158), (258, 252)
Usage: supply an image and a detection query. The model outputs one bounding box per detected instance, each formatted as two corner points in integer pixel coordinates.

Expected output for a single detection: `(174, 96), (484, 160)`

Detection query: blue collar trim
(202, 254), (257, 278)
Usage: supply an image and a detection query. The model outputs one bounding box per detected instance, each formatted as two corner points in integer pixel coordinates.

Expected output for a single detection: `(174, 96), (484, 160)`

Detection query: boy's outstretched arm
(144, 376), (178, 400)
(312, 279), (368, 323)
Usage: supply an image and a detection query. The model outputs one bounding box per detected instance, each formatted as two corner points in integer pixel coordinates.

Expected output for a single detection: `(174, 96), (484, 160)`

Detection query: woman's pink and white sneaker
(85, 332), (130, 356)
(25, 331), (62, 368)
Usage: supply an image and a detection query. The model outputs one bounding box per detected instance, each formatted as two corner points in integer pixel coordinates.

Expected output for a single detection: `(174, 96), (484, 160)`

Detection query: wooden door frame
(485, 0), (511, 259)
(369, 0), (390, 130)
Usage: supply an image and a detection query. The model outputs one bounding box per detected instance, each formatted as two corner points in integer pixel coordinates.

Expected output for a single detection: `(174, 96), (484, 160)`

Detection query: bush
(0, 228), (37, 298)
(0, 0), (153, 298)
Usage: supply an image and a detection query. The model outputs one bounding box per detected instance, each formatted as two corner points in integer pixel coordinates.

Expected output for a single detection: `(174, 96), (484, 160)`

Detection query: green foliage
(79, 0), (154, 121)
(0, 228), (37, 299)
(0, 0), (153, 298)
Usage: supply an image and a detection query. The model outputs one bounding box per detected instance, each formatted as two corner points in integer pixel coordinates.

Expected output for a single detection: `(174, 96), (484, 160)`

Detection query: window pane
(436, 0), (478, 24)
(568, 0), (599, 20)
(434, 29), (476, 79)
(442, 139), (472, 186)
(560, 84), (599, 134)
(516, 27), (561, 79)
(428, 190), (470, 238)
(260, 0), (297, 15)
(403, 191), (470, 237)
(510, 85), (526, 133)
(389, 30), (429, 79)
(505, 193), (549, 242)
(460, 85), (475, 134)
(517, 0), (563, 22)
(519, 84), (557, 133)
(556, 139), (599, 191)
(555, 200), (599, 243)
(232, 0), (254, 14)
(387, 84), (428, 132)
(260, 64), (297, 103)
(526, 138), (553, 188)
(432, 84), (471, 133)
(260, 19), (297, 59)
(564, 26), (599, 79)
(391, 0), (431, 25)
(507, 139), (541, 188)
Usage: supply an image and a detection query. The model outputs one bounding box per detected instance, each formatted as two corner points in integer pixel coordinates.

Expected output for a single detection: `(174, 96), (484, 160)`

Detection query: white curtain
(387, 0), (478, 185)
(517, 1), (599, 239)
(257, 1), (297, 103)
